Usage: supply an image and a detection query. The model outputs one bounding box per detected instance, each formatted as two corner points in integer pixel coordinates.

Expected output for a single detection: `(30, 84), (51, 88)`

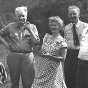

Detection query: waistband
(10, 51), (33, 55)
(67, 48), (79, 52)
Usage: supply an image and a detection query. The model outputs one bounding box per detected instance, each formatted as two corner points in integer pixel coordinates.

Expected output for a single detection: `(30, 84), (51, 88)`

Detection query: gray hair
(68, 5), (80, 14)
(15, 6), (27, 17)
(48, 16), (64, 27)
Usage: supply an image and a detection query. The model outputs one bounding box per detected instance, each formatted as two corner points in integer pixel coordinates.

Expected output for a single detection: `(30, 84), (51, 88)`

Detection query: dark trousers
(76, 59), (88, 88)
(7, 52), (35, 88)
(64, 49), (79, 88)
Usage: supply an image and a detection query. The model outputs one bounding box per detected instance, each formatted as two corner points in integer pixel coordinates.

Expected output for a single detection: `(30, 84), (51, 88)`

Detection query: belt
(10, 50), (33, 55)
(10, 52), (33, 57)
(68, 48), (79, 51)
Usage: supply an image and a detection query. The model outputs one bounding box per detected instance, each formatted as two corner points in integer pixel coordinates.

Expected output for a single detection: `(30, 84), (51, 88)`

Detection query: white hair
(48, 16), (64, 27)
(15, 6), (27, 17)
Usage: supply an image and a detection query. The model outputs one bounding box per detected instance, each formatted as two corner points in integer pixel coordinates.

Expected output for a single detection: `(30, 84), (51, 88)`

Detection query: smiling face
(68, 6), (80, 24)
(16, 14), (27, 23)
(15, 6), (27, 24)
(48, 17), (63, 34)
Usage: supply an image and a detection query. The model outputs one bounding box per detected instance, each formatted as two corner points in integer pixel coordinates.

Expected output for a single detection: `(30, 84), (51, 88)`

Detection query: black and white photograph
(0, 0), (88, 88)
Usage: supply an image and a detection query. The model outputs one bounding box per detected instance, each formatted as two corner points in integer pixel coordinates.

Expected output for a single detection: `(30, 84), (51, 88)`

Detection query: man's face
(17, 14), (27, 23)
(68, 9), (80, 24)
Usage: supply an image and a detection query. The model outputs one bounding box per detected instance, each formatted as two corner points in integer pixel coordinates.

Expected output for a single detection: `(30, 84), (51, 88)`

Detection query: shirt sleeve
(42, 33), (48, 43)
(30, 24), (40, 43)
(61, 39), (67, 48)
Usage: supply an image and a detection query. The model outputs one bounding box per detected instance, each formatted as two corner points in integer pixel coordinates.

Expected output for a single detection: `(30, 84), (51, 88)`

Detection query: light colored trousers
(7, 52), (35, 88)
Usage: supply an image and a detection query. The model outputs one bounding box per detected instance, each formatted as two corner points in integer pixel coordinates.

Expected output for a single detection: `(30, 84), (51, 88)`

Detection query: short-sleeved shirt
(0, 21), (40, 53)
(64, 20), (88, 49)
(78, 28), (88, 60)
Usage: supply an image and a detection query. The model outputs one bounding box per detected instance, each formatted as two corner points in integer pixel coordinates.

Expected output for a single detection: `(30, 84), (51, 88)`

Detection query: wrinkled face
(49, 19), (61, 33)
(68, 9), (80, 24)
(16, 14), (27, 23)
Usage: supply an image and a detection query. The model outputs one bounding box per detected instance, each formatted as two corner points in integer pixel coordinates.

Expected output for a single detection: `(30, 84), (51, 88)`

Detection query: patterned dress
(32, 33), (67, 88)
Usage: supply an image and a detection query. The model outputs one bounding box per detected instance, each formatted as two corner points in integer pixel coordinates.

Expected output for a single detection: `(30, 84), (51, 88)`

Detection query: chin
(20, 21), (25, 24)
(51, 31), (57, 33)
(70, 19), (78, 24)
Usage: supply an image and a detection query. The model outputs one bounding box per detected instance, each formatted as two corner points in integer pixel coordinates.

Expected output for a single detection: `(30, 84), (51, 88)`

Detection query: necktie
(72, 24), (80, 46)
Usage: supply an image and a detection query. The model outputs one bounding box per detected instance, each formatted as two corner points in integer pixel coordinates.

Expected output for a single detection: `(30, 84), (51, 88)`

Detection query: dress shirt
(64, 20), (88, 49)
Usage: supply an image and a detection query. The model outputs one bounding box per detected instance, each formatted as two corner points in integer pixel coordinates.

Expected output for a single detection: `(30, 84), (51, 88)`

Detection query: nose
(71, 14), (75, 18)
(20, 16), (24, 19)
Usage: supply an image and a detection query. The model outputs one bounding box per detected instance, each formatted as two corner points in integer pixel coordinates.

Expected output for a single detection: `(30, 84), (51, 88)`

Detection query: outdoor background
(0, 0), (88, 87)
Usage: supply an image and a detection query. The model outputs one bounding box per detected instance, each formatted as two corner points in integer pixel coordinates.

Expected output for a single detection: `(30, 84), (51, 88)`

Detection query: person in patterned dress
(32, 16), (67, 88)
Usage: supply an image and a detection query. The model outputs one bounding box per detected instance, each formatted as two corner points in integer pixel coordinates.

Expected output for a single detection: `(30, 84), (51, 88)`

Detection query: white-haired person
(31, 16), (67, 88)
(64, 5), (88, 88)
(0, 6), (40, 88)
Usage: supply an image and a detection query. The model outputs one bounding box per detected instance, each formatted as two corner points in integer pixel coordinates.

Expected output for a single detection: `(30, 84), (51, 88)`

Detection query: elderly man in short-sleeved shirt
(64, 5), (88, 88)
(0, 6), (40, 88)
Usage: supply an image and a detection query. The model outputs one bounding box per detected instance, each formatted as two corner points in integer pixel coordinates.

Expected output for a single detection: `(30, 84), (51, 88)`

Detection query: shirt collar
(16, 21), (29, 29)
(76, 20), (81, 28)
(71, 20), (81, 28)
